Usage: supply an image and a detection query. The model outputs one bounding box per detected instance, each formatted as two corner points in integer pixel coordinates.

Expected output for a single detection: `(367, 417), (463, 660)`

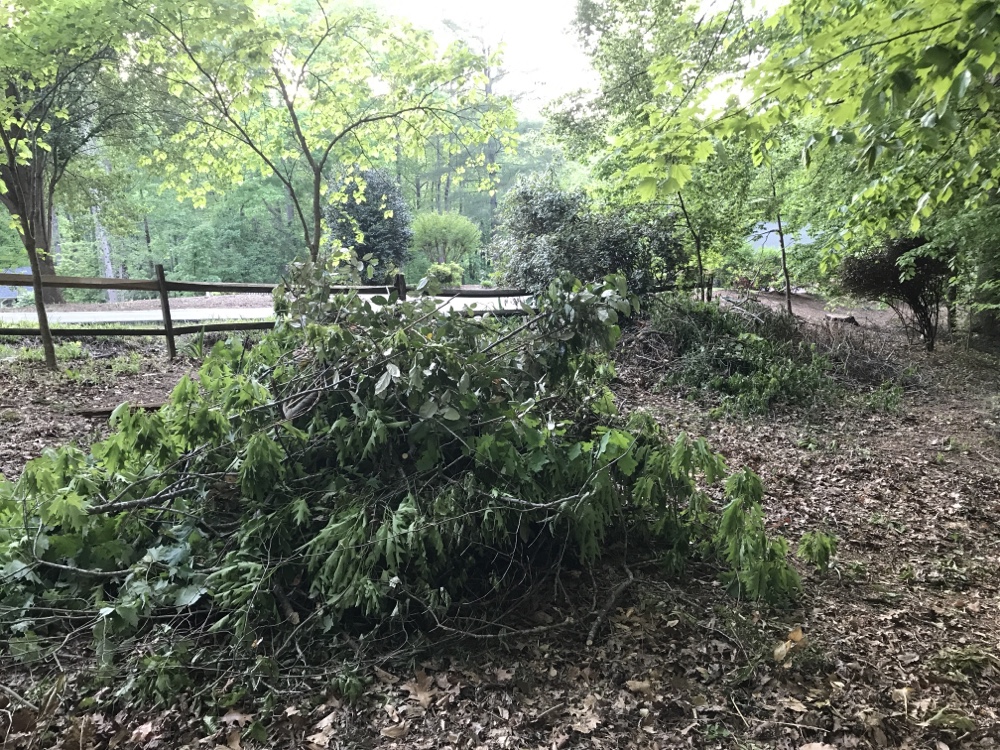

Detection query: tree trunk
(434, 138), (442, 212)
(776, 211), (793, 315)
(677, 193), (705, 302)
(483, 58), (501, 233)
(395, 139), (403, 187)
(25, 240), (58, 369)
(946, 283), (958, 333)
(92, 203), (118, 302)
(769, 164), (793, 315)
(51, 210), (63, 265)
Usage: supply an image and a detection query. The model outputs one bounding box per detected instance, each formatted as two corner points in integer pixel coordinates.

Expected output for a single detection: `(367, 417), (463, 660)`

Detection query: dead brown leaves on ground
(2, 336), (999, 749)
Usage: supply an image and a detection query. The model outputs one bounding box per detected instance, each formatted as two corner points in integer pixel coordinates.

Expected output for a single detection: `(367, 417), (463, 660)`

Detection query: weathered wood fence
(0, 266), (710, 359)
(0, 266), (534, 358)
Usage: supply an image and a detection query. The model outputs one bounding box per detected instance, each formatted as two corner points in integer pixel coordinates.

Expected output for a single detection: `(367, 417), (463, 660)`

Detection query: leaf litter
(1, 338), (999, 749)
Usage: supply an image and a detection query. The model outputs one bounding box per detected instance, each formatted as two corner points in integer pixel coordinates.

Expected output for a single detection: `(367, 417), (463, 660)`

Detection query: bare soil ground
(724, 290), (900, 328)
(1, 321), (998, 750)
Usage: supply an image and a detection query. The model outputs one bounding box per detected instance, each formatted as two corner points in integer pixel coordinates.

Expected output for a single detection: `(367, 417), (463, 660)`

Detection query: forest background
(3, 0), (999, 348)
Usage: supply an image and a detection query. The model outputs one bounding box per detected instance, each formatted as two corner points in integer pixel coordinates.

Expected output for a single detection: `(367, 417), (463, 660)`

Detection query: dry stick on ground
(272, 582), (301, 625)
(0, 682), (39, 712)
(720, 296), (768, 325)
(586, 565), (635, 647)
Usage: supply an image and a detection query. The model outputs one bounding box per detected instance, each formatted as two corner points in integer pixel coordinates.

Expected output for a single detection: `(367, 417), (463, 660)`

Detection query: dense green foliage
(648, 296), (832, 414)
(425, 262), (466, 285)
(492, 173), (682, 292)
(328, 169), (413, 280)
(0, 272), (800, 663)
(554, 0), (1000, 343)
(411, 212), (482, 266)
(840, 238), (950, 350)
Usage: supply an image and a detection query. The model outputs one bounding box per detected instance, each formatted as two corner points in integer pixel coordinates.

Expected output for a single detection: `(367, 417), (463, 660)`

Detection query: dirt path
(720, 289), (901, 328)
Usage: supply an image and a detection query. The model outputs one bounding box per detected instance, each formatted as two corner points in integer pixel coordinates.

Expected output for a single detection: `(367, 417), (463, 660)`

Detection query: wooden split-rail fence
(0, 266), (711, 359)
(0, 266), (535, 359)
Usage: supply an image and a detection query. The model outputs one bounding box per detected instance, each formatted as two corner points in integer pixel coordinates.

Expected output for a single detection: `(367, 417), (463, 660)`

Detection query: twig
(33, 559), (131, 579)
(720, 296), (767, 324)
(0, 683), (39, 712)
(431, 617), (574, 640)
(586, 565), (635, 647)
(88, 480), (196, 515)
(529, 702), (566, 725)
(272, 582), (300, 625)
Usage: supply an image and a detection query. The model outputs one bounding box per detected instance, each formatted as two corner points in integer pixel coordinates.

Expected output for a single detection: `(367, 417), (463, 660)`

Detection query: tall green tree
(0, 0), (149, 368)
(136, 0), (515, 264)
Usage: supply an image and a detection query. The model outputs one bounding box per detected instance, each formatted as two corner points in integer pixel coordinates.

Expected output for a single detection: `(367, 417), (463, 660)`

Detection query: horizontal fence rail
(0, 268), (709, 358)
(0, 268), (539, 357)
(0, 272), (530, 298)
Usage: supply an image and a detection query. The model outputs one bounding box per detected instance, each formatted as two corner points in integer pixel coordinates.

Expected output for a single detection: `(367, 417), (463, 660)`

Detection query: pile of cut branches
(0, 267), (797, 670)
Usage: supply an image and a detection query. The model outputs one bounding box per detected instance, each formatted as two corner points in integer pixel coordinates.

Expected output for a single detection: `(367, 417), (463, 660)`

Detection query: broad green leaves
(0, 270), (798, 657)
(137, 0), (516, 259)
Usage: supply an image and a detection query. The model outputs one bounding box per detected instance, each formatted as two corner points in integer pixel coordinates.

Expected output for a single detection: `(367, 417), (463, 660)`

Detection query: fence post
(154, 264), (176, 360)
(394, 273), (406, 302)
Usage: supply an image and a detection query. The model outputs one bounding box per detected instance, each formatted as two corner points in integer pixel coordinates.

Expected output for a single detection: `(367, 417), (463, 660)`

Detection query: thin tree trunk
(25, 239), (58, 370)
(769, 164), (793, 315)
(946, 283), (957, 333)
(677, 193), (705, 302)
(92, 203), (118, 302)
(395, 139), (403, 187)
(50, 210), (63, 265)
(32, 184), (62, 305)
(775, 211), (792, 315)
(435, 138), (442, 212)
(443, 134), (454, 212)
(483, 57), (501, 232)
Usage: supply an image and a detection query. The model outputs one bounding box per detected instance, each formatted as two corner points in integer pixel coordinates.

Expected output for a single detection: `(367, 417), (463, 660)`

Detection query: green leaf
(953, 69), (973, 99)
(375, 369), (393, 396)
(174, 585), (206, 608)
(638, 176), (658, 200)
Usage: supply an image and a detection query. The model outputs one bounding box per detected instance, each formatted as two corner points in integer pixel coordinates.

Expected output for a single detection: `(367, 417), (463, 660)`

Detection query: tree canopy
(134, 0), (515, 263)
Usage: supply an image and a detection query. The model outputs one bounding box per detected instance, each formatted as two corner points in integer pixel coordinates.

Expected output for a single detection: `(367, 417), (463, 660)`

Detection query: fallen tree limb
(0, 682), (40, 712)
(586, 565), (635, 647)
(75, 403), (165, 418)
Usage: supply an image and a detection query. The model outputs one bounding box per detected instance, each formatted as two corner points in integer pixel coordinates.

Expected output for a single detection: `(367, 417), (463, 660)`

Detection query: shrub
(797, 531), (838, 571)
(411, 212), (481, 266)
(492, 173), (682, 293)
(840, 236), (949, 351)
(646, 295), (831, 414)
(327, 169), (413, 278)
(426, 262), (464, 285)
